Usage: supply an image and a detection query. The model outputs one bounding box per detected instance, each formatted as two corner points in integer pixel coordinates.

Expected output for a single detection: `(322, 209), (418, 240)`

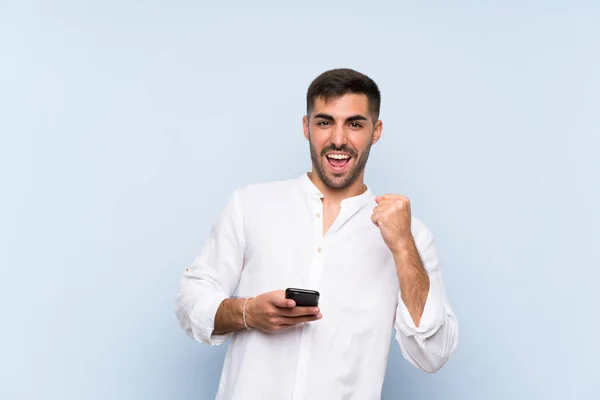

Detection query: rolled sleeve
(189, 286), (231, 345)
(174, 189), (246, 346)
(393, 217), (459, 373)
(395, 287), (446, 344)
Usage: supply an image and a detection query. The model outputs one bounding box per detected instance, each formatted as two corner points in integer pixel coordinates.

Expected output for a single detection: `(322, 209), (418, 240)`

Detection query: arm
(213, 292), (322, 334)
(174, 189), (246, 345)
(392, 238), (430, 327)
(393, 220), (459, 373)
(213, 298), (247, 334)
(372, 195), (458, 373)
(174, 190), (322, 342)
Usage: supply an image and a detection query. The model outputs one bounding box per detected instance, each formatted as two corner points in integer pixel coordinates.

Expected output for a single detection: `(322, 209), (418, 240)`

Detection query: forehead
(311, 93), (370, 118)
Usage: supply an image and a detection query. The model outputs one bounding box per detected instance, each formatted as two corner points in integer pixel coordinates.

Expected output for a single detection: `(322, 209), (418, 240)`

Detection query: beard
(308, 130), (373, 190)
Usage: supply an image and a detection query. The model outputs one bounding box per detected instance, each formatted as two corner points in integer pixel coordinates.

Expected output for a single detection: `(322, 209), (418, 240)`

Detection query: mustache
(320, 145), (357, 158)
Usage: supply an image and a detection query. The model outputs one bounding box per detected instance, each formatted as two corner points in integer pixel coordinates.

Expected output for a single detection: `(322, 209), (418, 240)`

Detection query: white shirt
(175, 174), (458, 400)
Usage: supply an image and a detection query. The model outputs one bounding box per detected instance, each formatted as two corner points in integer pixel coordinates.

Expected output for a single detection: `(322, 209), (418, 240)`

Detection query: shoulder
(410, 215), (429, 234)
(234, 177), (301, 205)
(411, 215), (435, 244)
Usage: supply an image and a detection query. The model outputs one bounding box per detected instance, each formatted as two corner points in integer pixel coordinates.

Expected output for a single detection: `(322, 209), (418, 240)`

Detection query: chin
(323, 173), (353, 189)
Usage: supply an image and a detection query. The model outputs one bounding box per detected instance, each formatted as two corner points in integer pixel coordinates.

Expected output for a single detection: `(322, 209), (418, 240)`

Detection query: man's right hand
(245, 290), (322, 333)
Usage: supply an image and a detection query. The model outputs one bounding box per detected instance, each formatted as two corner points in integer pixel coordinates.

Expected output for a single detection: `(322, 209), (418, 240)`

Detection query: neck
(307, 170), (368, 205)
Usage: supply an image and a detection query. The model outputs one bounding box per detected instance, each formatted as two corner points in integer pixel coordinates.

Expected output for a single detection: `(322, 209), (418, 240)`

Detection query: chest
(321, 204), (338, 236)
(239, 200), (398, 306)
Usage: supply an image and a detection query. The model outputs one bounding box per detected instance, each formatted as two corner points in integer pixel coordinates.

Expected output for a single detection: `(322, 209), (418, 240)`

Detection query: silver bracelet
(242, 297), (253, 330)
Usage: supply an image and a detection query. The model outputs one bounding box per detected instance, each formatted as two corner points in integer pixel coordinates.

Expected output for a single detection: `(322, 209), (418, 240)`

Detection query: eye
(349, 122), (363, 128)
(317, 120), (330, 126)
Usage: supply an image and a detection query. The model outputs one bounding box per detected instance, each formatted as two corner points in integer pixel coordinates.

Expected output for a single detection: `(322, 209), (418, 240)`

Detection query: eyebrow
(346, 115), (369, 122)
(313, 113), (369, 122)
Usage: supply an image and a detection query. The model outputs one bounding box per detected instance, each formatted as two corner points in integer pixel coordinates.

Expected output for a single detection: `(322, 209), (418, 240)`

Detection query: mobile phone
(285, 288), (320, 307)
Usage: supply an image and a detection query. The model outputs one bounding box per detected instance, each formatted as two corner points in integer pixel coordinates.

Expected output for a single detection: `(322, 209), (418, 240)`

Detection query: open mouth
(325, 153), (352, 171)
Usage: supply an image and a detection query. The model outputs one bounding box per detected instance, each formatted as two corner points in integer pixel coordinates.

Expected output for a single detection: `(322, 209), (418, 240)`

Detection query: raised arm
(393, 219), (459, 373)
(372, 194), (458, 373)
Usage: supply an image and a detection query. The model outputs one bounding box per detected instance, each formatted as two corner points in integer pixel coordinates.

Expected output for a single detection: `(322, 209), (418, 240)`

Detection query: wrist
(390, 235), (415, 258)
(242, 297), (254, 330)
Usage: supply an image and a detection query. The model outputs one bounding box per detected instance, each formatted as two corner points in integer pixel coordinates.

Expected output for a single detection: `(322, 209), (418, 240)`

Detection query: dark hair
(306, 68), (381, 120)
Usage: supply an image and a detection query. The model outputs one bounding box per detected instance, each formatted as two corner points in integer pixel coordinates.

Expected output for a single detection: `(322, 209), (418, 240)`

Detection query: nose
(330, 124), (347, 148)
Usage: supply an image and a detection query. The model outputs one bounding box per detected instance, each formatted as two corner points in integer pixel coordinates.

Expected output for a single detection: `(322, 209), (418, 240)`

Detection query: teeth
(327, 154), (350, 160)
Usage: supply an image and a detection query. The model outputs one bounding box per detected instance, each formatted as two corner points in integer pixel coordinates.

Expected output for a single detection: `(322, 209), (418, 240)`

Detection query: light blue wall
(1, 1), (598, 399)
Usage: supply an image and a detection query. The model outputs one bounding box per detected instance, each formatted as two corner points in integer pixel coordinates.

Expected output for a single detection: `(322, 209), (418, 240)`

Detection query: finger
(281, 306), (320, 317)
(372, 205), (393, 216)
(374, 198), (397, 206)
(280, 314), (323, 325)
(372, 208), (387, 218)
(371, 212), (381, 226)
(375, 198), (410, 211)
(373, 202), (393, 212)
(376, 194), (394, 203)
(271, 294), (295, 308)
(375, 195), (397, 203)
(380, 195), (410, 206)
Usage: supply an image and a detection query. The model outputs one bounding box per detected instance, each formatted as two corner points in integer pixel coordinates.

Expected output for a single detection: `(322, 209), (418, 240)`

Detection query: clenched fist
(372, 194), (413, 254)
(245, 290), (322, 333)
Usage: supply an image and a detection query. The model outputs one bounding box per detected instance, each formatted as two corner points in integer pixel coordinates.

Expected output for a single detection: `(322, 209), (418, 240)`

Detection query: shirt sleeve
(393, 218), (459, 373)
(174, 189), (246, 346)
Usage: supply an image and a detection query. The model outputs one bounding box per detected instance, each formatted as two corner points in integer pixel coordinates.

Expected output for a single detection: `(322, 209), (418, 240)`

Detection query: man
(175, 68), (458, 399)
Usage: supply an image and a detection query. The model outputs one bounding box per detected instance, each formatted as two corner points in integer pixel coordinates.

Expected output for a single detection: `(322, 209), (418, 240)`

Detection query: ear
(372, 119), (383, 145)
(303, 115), (310, 140)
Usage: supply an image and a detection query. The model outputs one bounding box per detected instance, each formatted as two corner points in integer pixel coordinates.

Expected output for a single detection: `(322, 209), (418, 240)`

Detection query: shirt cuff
(190, 290), (232, 346)
(395, 288), (446, 343)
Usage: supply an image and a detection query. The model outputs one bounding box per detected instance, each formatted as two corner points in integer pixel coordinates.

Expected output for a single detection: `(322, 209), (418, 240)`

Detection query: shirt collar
(297, 173), (374, 208)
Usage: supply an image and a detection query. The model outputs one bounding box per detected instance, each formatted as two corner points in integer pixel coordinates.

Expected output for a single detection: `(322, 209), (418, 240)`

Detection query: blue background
(1, 1), (598, 399)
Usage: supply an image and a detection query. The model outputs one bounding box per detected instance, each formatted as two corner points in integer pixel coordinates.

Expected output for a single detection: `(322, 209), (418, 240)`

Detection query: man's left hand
(372, 194), (414, 253)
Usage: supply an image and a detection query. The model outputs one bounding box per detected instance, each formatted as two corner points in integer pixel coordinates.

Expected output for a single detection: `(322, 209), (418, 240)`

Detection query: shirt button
(317, 247), (322, 252)
(316, 213), (321, 218)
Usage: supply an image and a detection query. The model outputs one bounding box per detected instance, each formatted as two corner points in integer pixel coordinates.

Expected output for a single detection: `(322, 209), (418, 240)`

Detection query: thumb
(271, 291), (295, 308)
